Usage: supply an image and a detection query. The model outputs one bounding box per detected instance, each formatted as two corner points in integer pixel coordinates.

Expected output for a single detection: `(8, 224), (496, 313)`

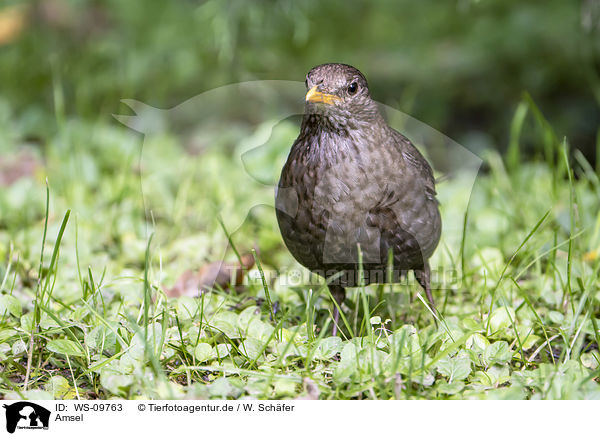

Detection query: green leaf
(340, 342), (358, 362)
(474, 366), (510, 387)
(0, 328), (18, 343)
(466, 333), (490, 353)
(175, 297), (199, 320)
(581, 351), (600, 369)
(47, 339), (85, 357)
(313, 336), (342, 361)
(99, 371), (134, 396)
(210, 312), (240, 338)
(12, 339), (27, 356)
(521, 334), (540, 350)
(389, 325), (421, 356)
(39, 314), (60, 329)
(85, 324), (117, 354)
(215, 343), (232, 358)
(437, 380), (465, 395)
(483, 341), (512, 365)
(194, 343), (215, 362)
(274, 341), (306, 359)
(488, 307), (516, 333)
(130, 322), (164, 360)
(5, 390), (53, 401)
(46, 375), (76, 399)
(548, 310), (564, 324)
(511, 369), (540, 389)
(237, 305), (260, 330)
(0, 295), (22, 318)
(247, 318), (274, 343)
(333, 342), (358, 382)
(208, 377), (243, 399)
(240, 338), (265, 360)
(20, 312), (34, 331)
(273, 379), (298, 396)
(436, 354), (472, 382)
(0, 342), (10, 359)
(357, 349), (389, 374)
(485, 386), (527, 400)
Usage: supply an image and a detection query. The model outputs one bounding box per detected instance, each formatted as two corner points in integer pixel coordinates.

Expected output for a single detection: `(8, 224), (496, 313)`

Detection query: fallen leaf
(166, 253), (254, 298)
(0, 149), (40, 186)
(34, 0), (110, 36)
(297, 377), (320, 400)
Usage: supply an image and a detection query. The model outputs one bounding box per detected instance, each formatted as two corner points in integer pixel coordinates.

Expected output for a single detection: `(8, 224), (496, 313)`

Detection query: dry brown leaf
(166, 253), (255, 298)
(297, 377), (320, 400)
(0, 149), (40, 186)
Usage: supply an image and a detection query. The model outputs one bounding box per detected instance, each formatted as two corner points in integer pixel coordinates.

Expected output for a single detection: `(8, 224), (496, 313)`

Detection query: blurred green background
(1, 0), (599, 160)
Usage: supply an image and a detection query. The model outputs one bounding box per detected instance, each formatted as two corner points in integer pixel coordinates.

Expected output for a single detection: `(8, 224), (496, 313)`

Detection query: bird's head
(303, 63), (381, 129)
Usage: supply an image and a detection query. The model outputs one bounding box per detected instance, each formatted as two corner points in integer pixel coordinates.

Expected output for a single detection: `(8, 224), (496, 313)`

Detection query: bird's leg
(333, 308), (340, 337)
(329, 285), (345, 336)
(415, 262), (438, 325)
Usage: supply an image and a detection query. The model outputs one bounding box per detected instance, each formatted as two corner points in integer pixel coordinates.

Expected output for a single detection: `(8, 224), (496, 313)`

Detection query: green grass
(0, 96), (599, 400)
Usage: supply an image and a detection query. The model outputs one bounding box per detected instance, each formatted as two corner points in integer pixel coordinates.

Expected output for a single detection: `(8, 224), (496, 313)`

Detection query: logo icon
(3, 402), (50, 433)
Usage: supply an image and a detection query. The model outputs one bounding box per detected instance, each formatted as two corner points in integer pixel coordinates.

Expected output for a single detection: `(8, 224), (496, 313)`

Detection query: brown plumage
(276, 63), (441, 334)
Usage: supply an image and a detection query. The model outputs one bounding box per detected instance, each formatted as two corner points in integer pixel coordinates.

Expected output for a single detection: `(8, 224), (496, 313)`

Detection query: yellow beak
(305, 86), (341, 105)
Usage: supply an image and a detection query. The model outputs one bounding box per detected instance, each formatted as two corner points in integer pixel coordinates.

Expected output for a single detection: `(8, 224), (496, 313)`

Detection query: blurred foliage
(0, 0), (598, 159)
(1, 99), (600, 398)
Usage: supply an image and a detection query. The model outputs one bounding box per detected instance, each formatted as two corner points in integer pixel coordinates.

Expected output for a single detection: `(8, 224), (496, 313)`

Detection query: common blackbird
(276, 63), (441, 334)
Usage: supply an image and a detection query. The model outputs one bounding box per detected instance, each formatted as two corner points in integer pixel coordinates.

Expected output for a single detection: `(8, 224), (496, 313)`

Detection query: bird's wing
(390, 128), (437, 200)
(363, 128), (441, 267)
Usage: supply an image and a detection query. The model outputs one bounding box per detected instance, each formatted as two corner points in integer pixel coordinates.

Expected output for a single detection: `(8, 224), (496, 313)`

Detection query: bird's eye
(305, 78), (308, 88)
(347, 82), (358, 95)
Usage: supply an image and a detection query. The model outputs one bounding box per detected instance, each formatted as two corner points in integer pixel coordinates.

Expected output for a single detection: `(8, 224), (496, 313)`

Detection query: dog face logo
(3, 402), (51, 433)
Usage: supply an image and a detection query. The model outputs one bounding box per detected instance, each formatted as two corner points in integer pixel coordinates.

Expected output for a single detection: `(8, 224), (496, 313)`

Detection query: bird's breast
(277, 131), (395, 265)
